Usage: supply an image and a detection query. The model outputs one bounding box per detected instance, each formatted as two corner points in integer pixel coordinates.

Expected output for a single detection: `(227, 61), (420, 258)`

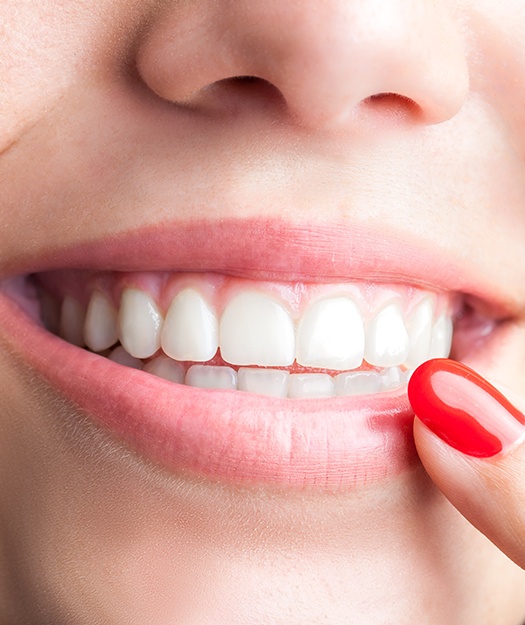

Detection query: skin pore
(1, 1), (525, 623)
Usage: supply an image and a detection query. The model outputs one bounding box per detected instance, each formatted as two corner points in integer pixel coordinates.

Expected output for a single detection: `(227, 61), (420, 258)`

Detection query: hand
(408, 359), (525, 569)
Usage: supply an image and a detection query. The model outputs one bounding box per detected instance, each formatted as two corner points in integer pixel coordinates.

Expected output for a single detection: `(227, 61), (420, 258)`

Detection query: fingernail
(408, 359), (525, 458)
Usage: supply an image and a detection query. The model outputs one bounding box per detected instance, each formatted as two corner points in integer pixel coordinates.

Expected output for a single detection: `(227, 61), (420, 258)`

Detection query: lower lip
(0, 285), (418, 490)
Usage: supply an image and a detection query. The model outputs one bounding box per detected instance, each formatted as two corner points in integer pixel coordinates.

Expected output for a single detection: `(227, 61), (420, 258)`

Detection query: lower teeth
(107, 346), (411, 399)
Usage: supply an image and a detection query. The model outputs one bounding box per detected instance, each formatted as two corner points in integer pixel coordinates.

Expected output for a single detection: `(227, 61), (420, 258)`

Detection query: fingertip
(408, 359), (525, 459)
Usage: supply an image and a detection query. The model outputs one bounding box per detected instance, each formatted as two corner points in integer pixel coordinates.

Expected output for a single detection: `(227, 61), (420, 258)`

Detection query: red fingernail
(408, 359), (525, 458)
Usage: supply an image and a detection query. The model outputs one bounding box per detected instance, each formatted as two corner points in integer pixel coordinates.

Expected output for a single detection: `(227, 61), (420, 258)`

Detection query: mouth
(37, 267), (457, 395)
(0, 219), (509, 490)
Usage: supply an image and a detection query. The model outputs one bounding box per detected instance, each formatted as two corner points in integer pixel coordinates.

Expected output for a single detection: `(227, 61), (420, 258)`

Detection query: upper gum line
(39, 270), (455, 322)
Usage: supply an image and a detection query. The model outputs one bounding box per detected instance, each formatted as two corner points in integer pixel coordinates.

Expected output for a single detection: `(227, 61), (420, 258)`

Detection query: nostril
(361, 92), (422, 122)
(231, 75), (264, 84)
(219, 75), (278, 96)
(190, 75), (287, 117)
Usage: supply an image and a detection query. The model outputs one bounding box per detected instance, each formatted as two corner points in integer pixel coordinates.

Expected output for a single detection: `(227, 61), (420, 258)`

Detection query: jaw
(1, 375), (525, 625)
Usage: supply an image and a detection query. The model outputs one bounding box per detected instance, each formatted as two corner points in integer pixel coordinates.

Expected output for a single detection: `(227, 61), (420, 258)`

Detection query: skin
(1, 0), (525, 623)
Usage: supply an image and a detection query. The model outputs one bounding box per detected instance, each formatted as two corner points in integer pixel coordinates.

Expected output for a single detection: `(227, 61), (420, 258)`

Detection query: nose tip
(136, 0), (469, 130)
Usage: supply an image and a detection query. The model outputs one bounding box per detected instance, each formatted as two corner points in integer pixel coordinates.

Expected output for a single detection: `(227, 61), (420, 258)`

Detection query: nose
(136, 0), (469, 129)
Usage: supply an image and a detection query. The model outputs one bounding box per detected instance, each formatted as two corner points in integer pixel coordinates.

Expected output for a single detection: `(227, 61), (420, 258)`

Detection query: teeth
(53, 278), (456, 398)
(334, 370), (382, 396)
(364, 303), (409, 367)
(84, 291), (119, 352)
(380, 366), (403, 391)
(59, 296), (86, 347)
(404, 297), (434, 369)
(428, 314), (453, 359)
(288, 373), (335, 398)
(161, 288), (218, 362)
(220, 292), (295, 366)
(108, 346), (143, 370)
(143, 355), (185, 383)
(144, 362), (410, 397)
(238, 368), (289, 397)
(118, 288), (163, 359)
(296, 297), (365, 370)
(107, 287), (450, 372)
(185, 364), (237, 391)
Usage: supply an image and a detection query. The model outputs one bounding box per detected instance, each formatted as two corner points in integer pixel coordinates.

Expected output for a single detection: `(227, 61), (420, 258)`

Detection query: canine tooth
(296, 297), (365, 370)
(59, 296), (86, 347)
(185, 365), (237, 391)
(364, 303), (409, 367)
(335, 370), (381, 396)
(428, 314), (453, 358)
(380, 367), (402, 391)
(220, 292), (295, 366)
(238, 368), (289, 397)
(404, 297), (434, 369)
(161, 288), (218, 362)
(119, 289), (163, 359)
(108, 346), (143, 370)
(288, 373), (335, 399)
(84, 291), (118, 352)
(143, 355), (185, 383)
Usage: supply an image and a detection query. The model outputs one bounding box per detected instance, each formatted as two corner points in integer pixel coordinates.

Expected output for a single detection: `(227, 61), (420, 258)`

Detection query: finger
(408, 358), (525, 569)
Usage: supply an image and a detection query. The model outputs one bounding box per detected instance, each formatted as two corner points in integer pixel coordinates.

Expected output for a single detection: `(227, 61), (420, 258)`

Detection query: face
(1, 0), (525, 623)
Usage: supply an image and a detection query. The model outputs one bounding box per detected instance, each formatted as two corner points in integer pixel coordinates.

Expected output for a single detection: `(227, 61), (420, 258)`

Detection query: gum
(35, 269), (458, 324)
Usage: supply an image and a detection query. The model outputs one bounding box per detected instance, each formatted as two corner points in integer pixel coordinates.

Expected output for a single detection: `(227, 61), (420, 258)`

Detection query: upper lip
(3, 217), (519, 323)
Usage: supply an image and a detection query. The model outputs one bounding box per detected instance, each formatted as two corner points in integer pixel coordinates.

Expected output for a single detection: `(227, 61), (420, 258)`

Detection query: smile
(0, 219), (508, 489)
(36, 269), (455, 398)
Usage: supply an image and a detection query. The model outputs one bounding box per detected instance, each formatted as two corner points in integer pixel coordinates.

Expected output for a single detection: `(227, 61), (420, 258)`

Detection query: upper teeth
(296, 296), (365, 370)
(162, 288), (219, 363)
(219, 291), (296, 367)
(54, 276), (454, 397)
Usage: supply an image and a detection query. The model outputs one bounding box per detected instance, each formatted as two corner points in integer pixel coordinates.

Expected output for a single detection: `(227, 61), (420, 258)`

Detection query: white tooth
(335, 370), (381, 396)
(84, 291), (118, 352)
(288, 373), (335, 399)
(59, 295), (86, 347)
(185, 365), (237, 391)
(220, 292), (295, 366)
(143, 355), (185, 383)
(238, 368), (289, 397)
(118, 288), (163, 359)
(161, 288), (218, 362)
(296, 297), (365, 370)
(404, 297), (434, 369)
(428, 314), (453, 358)
(108, 346), (143, 370)
(364, 303), (409, 367)
(380, 367), (402, 391)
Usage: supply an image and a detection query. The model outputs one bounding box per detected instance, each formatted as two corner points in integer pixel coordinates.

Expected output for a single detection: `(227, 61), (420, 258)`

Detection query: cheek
(0, 352), (219, 620)
(0, 0), (144, 153)
(465, 1), (525, 159)
(0, 2), (81, 150)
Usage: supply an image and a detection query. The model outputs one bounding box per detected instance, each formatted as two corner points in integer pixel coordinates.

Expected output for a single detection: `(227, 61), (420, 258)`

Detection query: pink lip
(3, 218), (515, 318)
(1, 217), (499, 489)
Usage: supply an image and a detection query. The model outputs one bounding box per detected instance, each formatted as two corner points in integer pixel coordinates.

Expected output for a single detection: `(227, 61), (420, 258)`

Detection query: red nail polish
(408, 359), (525, 458)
